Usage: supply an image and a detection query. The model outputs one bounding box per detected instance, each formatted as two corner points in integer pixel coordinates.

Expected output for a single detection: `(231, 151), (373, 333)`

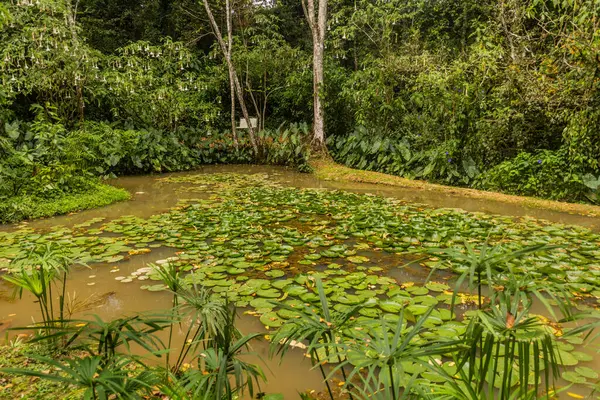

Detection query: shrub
(474, 149), (600, 202)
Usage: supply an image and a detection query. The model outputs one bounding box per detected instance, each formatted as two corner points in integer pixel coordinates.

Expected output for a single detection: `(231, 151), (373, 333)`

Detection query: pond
(1, 165), (600, 398)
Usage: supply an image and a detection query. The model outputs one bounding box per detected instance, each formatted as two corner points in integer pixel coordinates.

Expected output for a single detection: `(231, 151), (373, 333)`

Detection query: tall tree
(202, 0), (257, 153)
(302, 0), (327, 150)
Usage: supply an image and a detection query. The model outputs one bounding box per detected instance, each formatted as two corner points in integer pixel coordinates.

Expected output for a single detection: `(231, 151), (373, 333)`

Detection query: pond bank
(312, 158), (600, 218)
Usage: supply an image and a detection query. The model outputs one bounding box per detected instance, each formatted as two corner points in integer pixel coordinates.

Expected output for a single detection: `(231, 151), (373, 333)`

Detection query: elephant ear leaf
(422, 162), (435, 177)
(5, 121), (21, 140)
(583, 173), (600, 190)
(462, 156), (479, 179)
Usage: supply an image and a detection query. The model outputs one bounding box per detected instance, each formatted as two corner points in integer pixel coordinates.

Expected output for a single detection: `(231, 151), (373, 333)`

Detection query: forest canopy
(1, 0), (599, 222)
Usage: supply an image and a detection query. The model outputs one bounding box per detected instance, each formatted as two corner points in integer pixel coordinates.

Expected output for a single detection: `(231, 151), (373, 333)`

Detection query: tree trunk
(68, 0), (84, 125)
(226, 0), (238, 150)
(312, 31), (325, 148)
(231, 65), (258, 152)
(202, 0), (258, 154)
(229, 70), (238, 149)
(303, 0), (327, 151)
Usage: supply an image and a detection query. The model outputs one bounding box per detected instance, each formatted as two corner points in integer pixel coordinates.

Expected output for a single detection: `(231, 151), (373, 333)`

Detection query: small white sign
(238, 117), (258, 129)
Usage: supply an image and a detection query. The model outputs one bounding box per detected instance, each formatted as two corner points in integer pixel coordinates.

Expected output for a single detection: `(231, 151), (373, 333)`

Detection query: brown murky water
(1, 165), (600, 398)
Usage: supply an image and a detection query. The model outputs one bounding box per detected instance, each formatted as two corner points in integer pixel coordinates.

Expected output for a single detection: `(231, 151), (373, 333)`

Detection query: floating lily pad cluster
(1, 172), (599, 391)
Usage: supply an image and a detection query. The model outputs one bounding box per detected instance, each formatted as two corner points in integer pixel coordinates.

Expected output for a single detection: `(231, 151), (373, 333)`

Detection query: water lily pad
(265, 270), (285, 278)
(250, 298), (275, 310)
(283, 285), (308, 296)
(347, 256), (369, 264)
(299, 292), (319, 303)
(260, 312), (283, 328)
(407, 304), (430, 316)
(106, 255), (125, 263)
(256, 288), (281, 298)
(575, 366), (598, 380)
(379, 300), (402, 313)
(333, 294), (362, 305)
(562, 371), (586, 384)
(425, 282), (450, 292)
(572, 351), (593, 362)
(358, 308), (381, 318)
(555, 349), (579, 366)
(272, 279), (293, 289)
(144, 284), (167, 292)
(406, 286), (429, 295)
(277, 308), (301, 320)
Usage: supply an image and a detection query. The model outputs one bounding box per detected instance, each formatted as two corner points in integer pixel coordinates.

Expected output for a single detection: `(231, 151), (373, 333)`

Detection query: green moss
(0, 183), (130, 224)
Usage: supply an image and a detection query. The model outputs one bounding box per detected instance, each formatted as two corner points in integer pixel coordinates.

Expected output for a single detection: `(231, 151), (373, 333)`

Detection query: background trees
(1, 0), (599, 203)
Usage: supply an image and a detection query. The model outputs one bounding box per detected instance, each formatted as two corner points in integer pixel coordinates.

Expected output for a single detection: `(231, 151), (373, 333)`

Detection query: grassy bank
(312, 158), (600, 218)
(0, 183), (130, 224)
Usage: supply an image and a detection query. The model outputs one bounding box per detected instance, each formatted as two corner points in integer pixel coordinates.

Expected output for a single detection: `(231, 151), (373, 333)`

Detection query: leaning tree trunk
(303, 0), (327, 151)
(202, 0), (258, 153)
(226, 0), (238, 150)
(67, 0), (85, 125)
(229, 70), (238, 149)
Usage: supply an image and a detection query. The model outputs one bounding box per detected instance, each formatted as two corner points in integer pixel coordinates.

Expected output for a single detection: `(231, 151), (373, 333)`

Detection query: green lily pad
(283, 285), (308, 296)
(555, 349), (579, 366)
(572, 351), (593, 362)
(265, 270), (285, 278)
(425, 282), (450, 292)
(407, 304), (430, 316)
(561, 371), (586, 384)
(256, 288), (281, 298)
(143, 284), (167, 292)
(250, 298), (275, 310)
(106, 255), (125, 263)
(260, 312), (283, 328)
(379, 300), (402, 313)
(347, 256), (369, 264)
(272, 279), (293, 289)
(358, 308), (381, 318)
(575, 366), (598, 380)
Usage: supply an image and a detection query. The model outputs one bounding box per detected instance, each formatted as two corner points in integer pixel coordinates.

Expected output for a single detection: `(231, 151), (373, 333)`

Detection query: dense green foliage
(0, 182), (129, 224)
(1, 0), (599, 219)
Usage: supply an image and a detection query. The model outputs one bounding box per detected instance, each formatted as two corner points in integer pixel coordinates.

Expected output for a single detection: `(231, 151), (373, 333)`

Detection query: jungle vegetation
(2, 1), (600, 398)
